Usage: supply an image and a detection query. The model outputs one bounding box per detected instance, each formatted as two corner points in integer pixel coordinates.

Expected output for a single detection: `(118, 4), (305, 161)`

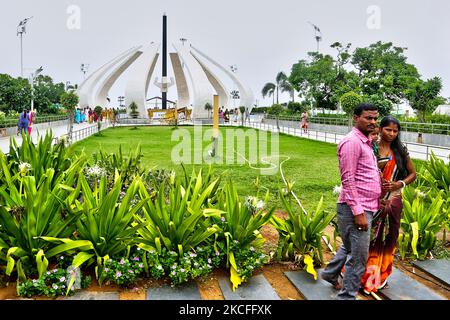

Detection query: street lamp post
(29, 66), (43, 113)
(17, 17), (33, 77)
(118, 96), (125, 108)
(307, 22), (322, 53)
(80, 63), (89, 80)
(229, 65), (238, 109)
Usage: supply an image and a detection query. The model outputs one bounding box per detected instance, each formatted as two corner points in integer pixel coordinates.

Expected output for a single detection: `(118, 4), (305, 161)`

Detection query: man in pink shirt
(321, 103), (381, 300)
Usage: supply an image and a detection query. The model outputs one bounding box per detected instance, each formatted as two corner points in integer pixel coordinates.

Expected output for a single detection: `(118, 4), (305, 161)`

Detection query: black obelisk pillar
(162, 14), (167, 110)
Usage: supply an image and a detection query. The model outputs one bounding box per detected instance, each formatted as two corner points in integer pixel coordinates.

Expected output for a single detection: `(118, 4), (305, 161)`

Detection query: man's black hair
(353, 103), (378, 116)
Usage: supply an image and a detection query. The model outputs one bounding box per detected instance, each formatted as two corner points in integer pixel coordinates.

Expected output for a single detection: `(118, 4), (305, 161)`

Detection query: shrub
(271, 193), (335, 279)
(129, 102), (139, 119)
(340, 91), (362, 116)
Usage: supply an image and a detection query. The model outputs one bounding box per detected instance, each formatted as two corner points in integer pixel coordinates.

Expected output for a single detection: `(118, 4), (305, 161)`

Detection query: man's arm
(338, 139), (364, 216)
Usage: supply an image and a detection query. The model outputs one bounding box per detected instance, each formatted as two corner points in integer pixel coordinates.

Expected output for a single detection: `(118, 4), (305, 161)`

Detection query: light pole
(17, 17), (33, 77)
(180, 38), (187, 46)
(80, 63), (89, 79)
(118, 96), (125, 108)
(307, 22), (322, 53)
(229, 65), (238, 109)
(29, 66), (43, 113)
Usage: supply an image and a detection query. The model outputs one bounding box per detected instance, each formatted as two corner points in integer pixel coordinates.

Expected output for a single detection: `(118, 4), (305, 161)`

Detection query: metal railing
(54, 121), (112, 145)
(227, 119), (450, 163)
(0, 115), (68, 128)
(262, 115), (450, 136)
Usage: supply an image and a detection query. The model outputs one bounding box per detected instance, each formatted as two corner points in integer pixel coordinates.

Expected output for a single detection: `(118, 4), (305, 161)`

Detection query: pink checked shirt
(338, 127), (381, 216)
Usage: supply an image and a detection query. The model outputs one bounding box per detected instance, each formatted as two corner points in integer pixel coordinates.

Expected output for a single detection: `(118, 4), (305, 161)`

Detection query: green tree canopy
(405, 77), (445, 122)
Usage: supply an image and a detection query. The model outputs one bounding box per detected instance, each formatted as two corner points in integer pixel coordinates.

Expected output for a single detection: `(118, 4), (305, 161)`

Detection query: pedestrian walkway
(0, 121), (108, 154)
(229, 121), (450, 163)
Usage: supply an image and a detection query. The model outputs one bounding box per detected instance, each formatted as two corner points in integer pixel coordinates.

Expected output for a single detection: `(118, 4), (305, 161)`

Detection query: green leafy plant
(135, 169), (221, 257)
(102, 253), (145, 286)
(90, 145), (145, 190)
(129, 102), (139, 119)
(270, 191), (335, 279)
(213, 181), (274, 290)
(0, 154), (86, 281)
(39, 173), (149, 293)
(16, 267), (91, 298)
(5, 131), (77, 189)
(398, 190), (446, 260)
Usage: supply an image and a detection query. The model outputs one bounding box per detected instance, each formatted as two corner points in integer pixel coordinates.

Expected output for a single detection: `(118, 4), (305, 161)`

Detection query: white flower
(256, 200), (265, 210)
(19, 162), (31, 175)
(85, 165), (106, 177)
(332, 185), (342, 195)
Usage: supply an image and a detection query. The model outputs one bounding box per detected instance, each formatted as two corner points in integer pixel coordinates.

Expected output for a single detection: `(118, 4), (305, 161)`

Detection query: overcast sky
(1, 0), (449, 107)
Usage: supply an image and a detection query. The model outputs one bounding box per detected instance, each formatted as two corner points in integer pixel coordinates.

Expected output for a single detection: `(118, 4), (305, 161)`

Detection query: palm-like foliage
(0, 154), (86, 281)
(270, 191), (335, 278)
(136, 169), (221, 256)
(261, 71), (294, 104)
(398, 190), (446, 260)
(213, 181), (274, 289)
(5, 131), (74, 189)
(40, 173), (149, 292)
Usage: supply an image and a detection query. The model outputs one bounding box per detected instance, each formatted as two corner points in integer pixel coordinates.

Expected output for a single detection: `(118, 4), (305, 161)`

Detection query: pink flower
(116, 271), (122, 278)
(119, 259), (125, 265)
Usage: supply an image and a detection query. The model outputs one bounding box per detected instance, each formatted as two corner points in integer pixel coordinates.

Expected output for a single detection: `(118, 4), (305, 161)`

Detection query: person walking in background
(361, 116), (416, 295)
(19, 109), (29, 135)
(321, 103), (380, 300)
(88, 108), (93, 124)
(27, 110), (33, 135)
(301, 110), (309, 133)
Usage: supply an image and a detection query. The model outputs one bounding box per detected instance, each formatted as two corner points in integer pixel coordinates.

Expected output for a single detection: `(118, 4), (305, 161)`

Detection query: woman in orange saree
(361, 116), (416, 294)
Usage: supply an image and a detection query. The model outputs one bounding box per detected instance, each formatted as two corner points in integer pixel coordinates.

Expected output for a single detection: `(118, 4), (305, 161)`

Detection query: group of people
(218, 107), (250, 124)
(17, 109), (33, 136)
(321, 103), (416, 299)
(74, 107), (117, 124)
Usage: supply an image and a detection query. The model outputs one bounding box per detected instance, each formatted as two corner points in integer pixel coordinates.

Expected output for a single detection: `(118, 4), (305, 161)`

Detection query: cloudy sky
(1, 0), (449, 107)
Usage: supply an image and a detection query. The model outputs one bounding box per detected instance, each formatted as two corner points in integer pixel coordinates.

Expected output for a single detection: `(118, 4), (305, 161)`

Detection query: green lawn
(71, 126), (342, 213)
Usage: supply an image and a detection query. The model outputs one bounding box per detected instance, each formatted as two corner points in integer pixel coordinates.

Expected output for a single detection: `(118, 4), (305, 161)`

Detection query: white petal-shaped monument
(76, 15), (255, 120)
(125, 43), (160, 118)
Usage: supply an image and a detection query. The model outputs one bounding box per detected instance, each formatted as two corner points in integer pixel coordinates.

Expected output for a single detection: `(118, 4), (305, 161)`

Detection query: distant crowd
(218, 107), (250, 124)
(74, 107), (118, 124)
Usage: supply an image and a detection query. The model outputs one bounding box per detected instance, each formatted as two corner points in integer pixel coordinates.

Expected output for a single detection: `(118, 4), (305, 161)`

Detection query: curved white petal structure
(170, 52), (190, 108)
(77, 46), (140, 109)
(94, 46), (143, 108)
(124, 43), (160, 118)
(190, 45), (255, 113)
(173, 43), (215, 119)
(191, 52), (229, 110)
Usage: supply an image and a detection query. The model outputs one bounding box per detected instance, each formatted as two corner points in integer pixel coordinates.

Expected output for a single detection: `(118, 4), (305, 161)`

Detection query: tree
(289, 52), (351, 112)
(405, 77), (445, 122)
(204, 102), (212, 119)
(239, 106), (246, 126)
(340, 92), (363, 127)
(60, 91), (79, 144)
(351, 41), (420, 115)
(128, 102), (139, 119)
(262, 71), (293, 105)
(268, 104), (284, 131)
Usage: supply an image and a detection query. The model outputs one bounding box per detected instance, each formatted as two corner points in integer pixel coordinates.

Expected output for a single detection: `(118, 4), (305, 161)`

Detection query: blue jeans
(322, 203), (373, 300)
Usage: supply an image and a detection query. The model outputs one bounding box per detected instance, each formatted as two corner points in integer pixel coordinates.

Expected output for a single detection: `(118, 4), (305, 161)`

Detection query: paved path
(0, 121), (105, 154)
(232, 121), (450, 163)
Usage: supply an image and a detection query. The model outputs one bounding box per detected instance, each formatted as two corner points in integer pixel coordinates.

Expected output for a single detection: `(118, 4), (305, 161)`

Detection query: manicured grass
(71, 126), (341, 212)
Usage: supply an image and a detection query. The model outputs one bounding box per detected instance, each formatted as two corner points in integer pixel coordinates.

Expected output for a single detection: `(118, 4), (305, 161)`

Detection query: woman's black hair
(380, 116), (409, 180)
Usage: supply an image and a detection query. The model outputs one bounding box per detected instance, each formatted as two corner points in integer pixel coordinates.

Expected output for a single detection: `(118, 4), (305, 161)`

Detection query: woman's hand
(382, 180), (402, 192)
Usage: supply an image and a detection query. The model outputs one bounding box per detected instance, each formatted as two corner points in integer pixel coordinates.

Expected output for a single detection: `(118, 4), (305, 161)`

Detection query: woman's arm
(401, 157), (417, 186)
(389, 157), (416, 191)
